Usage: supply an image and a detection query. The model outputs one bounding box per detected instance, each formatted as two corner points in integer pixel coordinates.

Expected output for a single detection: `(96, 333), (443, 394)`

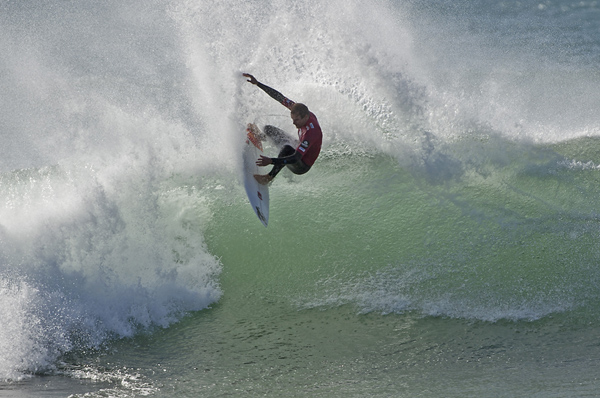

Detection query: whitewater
(1, 0), (600, 396)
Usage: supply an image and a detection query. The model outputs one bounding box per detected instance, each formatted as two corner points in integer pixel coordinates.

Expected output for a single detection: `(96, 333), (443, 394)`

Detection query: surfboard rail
(243, 123), (270, 227)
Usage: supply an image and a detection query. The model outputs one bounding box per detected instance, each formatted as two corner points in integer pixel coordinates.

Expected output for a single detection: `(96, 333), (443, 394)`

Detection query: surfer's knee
(288, 162), (311, 175)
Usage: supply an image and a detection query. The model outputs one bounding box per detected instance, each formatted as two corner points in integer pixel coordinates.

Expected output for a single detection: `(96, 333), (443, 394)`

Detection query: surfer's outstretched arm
(243, 73), (295, 110)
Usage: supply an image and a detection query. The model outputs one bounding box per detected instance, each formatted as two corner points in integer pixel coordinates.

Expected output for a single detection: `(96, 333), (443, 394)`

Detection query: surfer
(243, 73), (322, 185)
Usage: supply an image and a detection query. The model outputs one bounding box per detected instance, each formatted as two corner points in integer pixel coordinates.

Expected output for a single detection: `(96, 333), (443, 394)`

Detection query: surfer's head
(291, 103), (310, 128)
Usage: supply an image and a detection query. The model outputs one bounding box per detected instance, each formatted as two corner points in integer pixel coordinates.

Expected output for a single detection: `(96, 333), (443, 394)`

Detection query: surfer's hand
(243, 73), (258, 85)
(256, 155), (272, 167)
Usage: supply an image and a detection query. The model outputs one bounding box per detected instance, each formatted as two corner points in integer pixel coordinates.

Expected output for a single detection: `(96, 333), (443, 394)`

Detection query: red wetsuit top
(296, 112), (321, 167)
(257, 82), (322, 168)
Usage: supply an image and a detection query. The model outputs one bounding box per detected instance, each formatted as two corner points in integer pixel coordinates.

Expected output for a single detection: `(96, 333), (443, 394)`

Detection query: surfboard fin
(246, 123), (266, 151)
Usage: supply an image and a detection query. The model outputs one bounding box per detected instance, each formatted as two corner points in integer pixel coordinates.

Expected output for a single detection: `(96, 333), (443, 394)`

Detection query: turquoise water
(1, 0), (600, 396)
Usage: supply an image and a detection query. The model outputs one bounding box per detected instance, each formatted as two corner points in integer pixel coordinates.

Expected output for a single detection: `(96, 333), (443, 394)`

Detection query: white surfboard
(243, 124), (269, 227)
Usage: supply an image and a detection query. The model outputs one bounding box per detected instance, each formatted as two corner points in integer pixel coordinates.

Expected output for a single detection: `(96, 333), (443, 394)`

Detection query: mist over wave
(1, 0), (599, 383)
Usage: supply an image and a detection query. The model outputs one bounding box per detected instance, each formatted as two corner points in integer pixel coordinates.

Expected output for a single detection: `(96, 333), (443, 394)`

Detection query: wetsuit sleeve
(270, 151), (302, 166)
(257, 82), (295, 110)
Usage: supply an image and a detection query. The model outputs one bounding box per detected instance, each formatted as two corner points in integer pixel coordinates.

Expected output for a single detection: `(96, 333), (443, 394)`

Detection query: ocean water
(1, 0), (600, 396)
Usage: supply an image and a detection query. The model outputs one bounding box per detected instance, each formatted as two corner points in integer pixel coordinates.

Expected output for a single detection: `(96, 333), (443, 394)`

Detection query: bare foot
(254, 174), (273, 185)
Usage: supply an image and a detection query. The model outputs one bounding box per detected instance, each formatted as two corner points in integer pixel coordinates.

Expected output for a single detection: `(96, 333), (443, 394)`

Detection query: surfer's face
(291, 112), (309, 128)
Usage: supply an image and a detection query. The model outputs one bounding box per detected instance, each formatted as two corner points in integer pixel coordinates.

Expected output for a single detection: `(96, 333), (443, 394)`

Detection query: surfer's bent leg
(268, 145), (311, 178)
(267, 145), (294, 178)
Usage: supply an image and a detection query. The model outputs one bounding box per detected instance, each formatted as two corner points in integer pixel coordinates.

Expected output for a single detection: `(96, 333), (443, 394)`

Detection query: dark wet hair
(291, 103), (309, 118)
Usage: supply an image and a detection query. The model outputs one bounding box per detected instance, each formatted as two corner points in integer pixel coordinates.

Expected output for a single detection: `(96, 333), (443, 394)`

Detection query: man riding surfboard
(243, 73), (323, 185)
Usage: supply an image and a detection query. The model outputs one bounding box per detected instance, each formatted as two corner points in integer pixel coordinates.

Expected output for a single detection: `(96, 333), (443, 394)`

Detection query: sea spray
(1, 0), (600, 394)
